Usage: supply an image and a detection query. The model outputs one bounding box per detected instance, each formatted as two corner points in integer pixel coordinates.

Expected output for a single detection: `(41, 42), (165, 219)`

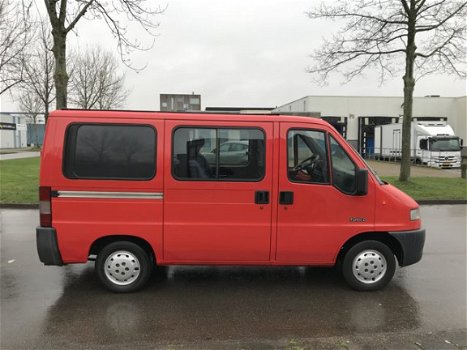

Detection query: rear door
(163, 120), (273, 263)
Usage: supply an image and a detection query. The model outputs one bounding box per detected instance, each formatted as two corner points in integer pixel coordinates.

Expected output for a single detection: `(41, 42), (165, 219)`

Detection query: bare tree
(306, 0), (466, 181)
(0, 0), (34, 95)
(43, 0), (164, 110)
(19, 19), (55, 122)
(69, 47), (129, 109)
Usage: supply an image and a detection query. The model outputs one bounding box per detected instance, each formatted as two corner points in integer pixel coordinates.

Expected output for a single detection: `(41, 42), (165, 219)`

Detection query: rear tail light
(39, 186), (52, 227)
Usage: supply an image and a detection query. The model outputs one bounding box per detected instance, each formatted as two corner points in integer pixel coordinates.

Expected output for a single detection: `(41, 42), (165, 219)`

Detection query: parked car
(37, 110), (425, 292)
(202, 140), (249, 166)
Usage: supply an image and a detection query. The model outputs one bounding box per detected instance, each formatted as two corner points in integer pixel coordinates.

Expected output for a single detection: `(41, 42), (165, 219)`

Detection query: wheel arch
(336, 232), (403, 266)
(89, 235), (156, 263)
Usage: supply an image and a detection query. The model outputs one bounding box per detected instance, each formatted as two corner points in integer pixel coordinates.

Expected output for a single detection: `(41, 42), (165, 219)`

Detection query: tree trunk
(44, 102), (49, 123)
(400, 73), (415, 181)
(52, 29), (68, 110)
(399, 3), (417, 182)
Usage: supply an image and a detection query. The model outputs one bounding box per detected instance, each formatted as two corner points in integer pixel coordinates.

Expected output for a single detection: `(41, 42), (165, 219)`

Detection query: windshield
(429, 137), (461, 151)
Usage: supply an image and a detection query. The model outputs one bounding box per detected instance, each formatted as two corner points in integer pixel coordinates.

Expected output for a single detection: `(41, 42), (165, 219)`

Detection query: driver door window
(287, 130), (329, 184)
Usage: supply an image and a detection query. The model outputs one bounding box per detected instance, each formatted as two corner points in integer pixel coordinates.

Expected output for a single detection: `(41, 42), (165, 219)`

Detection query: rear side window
(172, 127), (265, 181)
(64, 124), (156, 180)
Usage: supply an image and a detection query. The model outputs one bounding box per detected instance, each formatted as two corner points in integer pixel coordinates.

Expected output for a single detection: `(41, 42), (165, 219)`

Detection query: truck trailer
(374, 121), (462, 168)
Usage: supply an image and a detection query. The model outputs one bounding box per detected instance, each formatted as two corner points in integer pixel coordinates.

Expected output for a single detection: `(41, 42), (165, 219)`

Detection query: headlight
(410, 208), (421, 221)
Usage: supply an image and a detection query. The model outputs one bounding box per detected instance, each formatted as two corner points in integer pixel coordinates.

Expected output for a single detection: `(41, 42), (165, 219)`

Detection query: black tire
(96, 241), (152, 293)
(342, 240), (396, 291)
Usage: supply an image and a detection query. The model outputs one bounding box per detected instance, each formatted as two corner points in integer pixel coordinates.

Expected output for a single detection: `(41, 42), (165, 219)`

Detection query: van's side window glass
(288, 130), (329, 184)
(330, 136), (356, 194)
(173, 127), (265, 181)
(64, 124), (156, 180)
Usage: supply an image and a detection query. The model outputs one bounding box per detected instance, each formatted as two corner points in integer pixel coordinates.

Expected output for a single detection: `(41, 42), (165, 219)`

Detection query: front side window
(64, 124), (156, 180)
(287, 130), (329, 183)
(330, 136), (356, 194)
(173, 127), (265, 181)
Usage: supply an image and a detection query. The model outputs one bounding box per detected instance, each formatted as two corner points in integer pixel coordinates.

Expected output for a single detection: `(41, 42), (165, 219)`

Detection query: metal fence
(361, 148), (461, 168)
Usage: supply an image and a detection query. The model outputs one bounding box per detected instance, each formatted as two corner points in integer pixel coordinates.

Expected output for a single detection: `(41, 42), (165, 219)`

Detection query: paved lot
(1, 206), (466, 349)
(0, 151), (40, 161)
(367, 160), (461, 178)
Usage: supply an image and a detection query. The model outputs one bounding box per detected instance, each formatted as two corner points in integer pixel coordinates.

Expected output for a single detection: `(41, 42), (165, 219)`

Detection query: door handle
(279, 191), (294, 205)
(255, 191), (269, 204)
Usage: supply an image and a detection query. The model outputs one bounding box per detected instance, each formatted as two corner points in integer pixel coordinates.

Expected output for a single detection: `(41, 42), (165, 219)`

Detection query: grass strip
(382, 176), (467, 201)
(1, 157), (40, 204)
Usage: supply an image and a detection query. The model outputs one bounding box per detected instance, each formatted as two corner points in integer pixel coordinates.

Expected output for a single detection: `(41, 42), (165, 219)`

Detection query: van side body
(37, 110), (425, 292)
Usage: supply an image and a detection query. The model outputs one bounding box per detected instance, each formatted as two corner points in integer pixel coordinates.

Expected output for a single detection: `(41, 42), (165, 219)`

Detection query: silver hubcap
(104, 250), (141, 286)
(352, 249), (387, 284)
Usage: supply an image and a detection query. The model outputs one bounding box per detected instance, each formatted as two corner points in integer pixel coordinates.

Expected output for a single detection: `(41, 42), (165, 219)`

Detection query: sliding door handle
(255, 191), (269, 204)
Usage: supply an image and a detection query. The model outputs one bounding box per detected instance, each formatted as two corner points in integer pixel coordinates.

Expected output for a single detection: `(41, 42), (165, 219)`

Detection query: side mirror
(355, 169), (368, 196)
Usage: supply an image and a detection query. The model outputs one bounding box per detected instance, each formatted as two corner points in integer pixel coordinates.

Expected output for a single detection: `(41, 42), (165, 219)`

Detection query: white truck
(374, 121), (462, 168)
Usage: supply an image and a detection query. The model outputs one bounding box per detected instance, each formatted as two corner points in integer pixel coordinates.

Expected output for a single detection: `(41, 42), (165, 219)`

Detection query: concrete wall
(451, 97), (467, 142)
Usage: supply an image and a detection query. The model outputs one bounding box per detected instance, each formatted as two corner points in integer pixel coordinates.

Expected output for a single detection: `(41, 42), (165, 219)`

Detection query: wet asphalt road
(1, 206), (466, 350)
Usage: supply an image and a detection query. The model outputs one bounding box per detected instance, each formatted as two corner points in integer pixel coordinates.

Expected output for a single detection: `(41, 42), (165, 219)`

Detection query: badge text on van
(349, 217), (366, 222)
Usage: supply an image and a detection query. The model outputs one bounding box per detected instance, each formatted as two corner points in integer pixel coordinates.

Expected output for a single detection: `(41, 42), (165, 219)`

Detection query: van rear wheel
(96, 241), (152, 293)
(342, 240), (396, 291)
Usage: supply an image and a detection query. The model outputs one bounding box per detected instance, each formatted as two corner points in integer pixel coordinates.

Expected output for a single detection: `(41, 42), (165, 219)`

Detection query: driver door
(275, 123), (375, 265)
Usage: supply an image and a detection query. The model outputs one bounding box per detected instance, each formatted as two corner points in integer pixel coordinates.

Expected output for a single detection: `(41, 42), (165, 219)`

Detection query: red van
(36, 110), (425, 292)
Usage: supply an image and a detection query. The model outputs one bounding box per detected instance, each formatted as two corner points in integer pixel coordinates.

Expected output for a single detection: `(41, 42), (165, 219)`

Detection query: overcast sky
(1, 0), (466, 112)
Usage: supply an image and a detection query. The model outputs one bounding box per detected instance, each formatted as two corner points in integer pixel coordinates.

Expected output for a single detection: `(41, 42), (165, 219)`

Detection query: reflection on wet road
(1, 206), (466, 349)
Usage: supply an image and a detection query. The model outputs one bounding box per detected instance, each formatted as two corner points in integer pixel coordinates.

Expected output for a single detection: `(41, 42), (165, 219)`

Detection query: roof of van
(49, 109), (331, 126)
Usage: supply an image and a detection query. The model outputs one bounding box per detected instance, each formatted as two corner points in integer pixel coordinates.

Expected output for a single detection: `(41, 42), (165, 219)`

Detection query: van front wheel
(96, 241), (152, 293)
(342, 240), (396, 291)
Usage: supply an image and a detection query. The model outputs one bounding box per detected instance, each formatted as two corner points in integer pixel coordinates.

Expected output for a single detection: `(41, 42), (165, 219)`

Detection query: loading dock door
(358, 117), (398, 158)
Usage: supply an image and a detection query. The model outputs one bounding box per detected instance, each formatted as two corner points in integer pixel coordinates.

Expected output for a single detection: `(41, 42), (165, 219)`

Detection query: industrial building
(273, 95), (467, 156)
(0, 112), (45, 149)
(160, 93), (201, 112)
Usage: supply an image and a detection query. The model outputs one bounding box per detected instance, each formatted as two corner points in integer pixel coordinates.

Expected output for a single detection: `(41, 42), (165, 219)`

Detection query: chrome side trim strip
(56, 191), (163, 199)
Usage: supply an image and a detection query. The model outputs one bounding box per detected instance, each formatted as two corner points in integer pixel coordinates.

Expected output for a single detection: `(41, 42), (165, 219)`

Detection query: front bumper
(389, 228), (425, 267)
(36, 227), (63, 266)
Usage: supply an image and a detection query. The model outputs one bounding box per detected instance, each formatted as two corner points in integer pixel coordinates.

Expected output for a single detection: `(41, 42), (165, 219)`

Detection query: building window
(172, 127), (265, 181)
(64, 124), (156, 180)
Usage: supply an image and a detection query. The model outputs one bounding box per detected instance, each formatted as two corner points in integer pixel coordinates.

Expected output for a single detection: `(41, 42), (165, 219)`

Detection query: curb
(416, 199), (467, 205)
(1, 203), (39, 209)
(1, 200), (466, 209)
